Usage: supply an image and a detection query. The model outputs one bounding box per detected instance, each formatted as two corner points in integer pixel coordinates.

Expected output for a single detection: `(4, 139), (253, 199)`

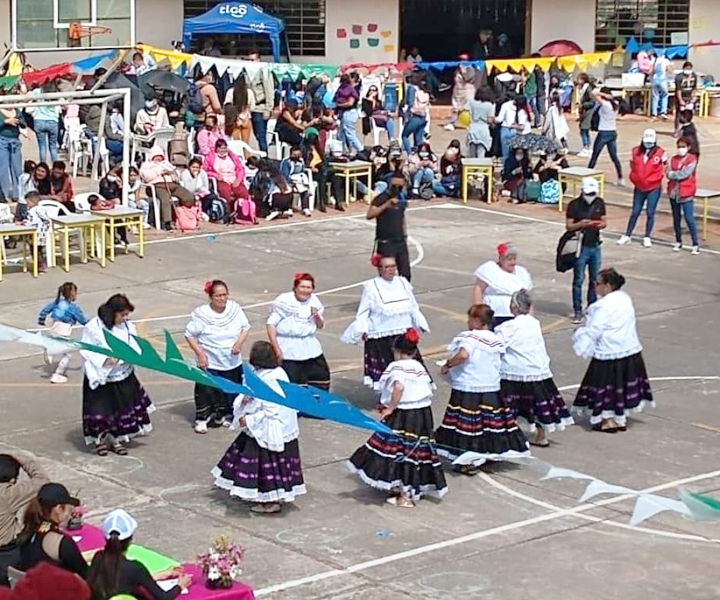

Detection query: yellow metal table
(91, 207), (145, 262)
(50, 214), (107, 272)
(695, 189), (720, 241)
(329, 160), (373, 205)
(461, 158), (494, 203)
(558, 167), (605, 212)
(0, 224), (38, 281)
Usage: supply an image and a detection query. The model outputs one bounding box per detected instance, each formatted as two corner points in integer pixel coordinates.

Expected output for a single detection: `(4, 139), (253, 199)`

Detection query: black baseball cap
(37, 483), (80, 508)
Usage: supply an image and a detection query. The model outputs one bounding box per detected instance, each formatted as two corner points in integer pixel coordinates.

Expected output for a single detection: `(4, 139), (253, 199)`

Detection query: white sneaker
(643, 237), (652, 248)
(672, 242), (682, 252)
(266, 211), (280, 221)
(50, 373), (68, 384)
(283, 209), (293, 217)
(443, 123), (455, 131)
(43, 351), (53, 365)
(302, 208), (312, 217)
(577, 149), (591, 158)
(691, 245), (700, 255)
(194, 420), (208, 434)
(616, 235), (631, 245)
(617, 178), (626, 187)
(220, 417), (232, 428)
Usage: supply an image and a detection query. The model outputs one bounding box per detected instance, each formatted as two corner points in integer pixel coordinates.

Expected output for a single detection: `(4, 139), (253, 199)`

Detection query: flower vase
(206, 575), (233, 589)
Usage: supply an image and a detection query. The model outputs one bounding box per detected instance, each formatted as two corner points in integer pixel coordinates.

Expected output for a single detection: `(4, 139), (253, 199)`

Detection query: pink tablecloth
(70, 525), (255, 600)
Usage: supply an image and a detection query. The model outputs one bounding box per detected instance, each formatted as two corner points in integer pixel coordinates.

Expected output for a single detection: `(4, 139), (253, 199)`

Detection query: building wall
(529, 0), (595, 54)
(689, 0), (720, 75)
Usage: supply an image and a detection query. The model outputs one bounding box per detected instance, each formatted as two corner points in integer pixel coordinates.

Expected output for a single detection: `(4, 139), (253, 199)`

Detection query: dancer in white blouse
(267, 273), (330, 391)
(347, 329), (447, 508)
(472, 242), (533, 327)
(435, 304), (529, 473)
(572, 268), (654, 433)
(496, 290), (573, 447)
(185, 280), (251, 434)
(80, 294), (154, 456)
(341, 255), (429, 388)
(212, 341), (305, 514)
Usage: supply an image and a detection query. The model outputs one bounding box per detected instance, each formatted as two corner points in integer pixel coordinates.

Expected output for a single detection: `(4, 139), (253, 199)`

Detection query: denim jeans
(340, 108), (364, 153)
(251, 112), (268, 153)
(670, 198), (699, 246)
(411, 167), (434, 190)
(499, 126), (514, 160)
(579, 127), (591, 149)
(432, 178), (459, 197)
(572, 244), (601, 314)
(373, 181), (388, 195)
(587, 130), (622, 178)
(651, 82), (668, 117)
(401, 115), (426, 153)
(626, 187), (662, 237)
(382, 118), (396, 140)
(0, 137), (23, 201)
(34, 119), (59, 164)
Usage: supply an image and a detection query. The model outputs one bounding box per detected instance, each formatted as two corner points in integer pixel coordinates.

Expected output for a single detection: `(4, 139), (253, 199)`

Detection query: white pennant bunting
(579, 479), (637, 503)
(629, 494), (692, 525)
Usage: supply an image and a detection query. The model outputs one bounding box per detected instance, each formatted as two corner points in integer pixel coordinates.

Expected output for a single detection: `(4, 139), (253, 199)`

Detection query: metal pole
(122, 88), (131, 207)
(0, 88), (125, 102)
(92, 99), (108, 181)
(0, 95), (125, 110)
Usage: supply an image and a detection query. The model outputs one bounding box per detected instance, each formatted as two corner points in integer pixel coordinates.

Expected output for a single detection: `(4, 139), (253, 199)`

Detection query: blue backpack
(186, 84), (203, 114)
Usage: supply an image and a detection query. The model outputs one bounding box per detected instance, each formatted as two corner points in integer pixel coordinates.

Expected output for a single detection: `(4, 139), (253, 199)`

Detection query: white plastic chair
(73, 192), (96, 213)
(132, 126), (175, 164)
(0, 203), (13, 223)
(266, 118), (284, 160)
(39, 199), (72, 267)
(227, 139), (266, 158)
(146, 184), (174, 230)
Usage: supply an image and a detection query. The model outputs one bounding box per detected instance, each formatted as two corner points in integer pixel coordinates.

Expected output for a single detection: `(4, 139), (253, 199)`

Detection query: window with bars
(595, 0), (690, 51)
(185, 0), (326, 56)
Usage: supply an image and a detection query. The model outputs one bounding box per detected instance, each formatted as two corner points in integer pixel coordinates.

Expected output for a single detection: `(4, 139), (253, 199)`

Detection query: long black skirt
(573, 352), (654, 426)
(347, 406), (448, 501)
(82, 373), (154, 445)
(212, 433), (306, 503)
(501, 378), (575, 433)
(282, 354), (331, 390)
(363, 336), (425, 388)
(194, 365), (244, 424)
(434, 389), (530, 460)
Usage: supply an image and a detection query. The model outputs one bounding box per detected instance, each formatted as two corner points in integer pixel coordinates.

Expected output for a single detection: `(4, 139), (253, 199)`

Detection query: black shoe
(571, 312), (584, 325)
(162, 222), (173, 231)
(335, 203), (345, 212)
(318, 205), (327, 212)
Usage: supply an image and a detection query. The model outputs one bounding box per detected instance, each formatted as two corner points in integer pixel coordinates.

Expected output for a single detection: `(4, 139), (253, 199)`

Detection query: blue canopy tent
(182, 2), (285, 62)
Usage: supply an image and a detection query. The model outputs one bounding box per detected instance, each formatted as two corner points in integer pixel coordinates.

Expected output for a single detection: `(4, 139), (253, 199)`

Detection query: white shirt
(497, 101), (530, 134)
(597, 99), (617, 132)
(267, 292), (324, 361)
(446, 329), (504, 393)
(377, 359), (433, 408)
(80, 317), (137, 389)
(495, 314), (552, 381)
(185, 301), (250, 371)
(407, 54), (423, 65)
(474, 261), (533, 318)
(573, 290), (642, 360)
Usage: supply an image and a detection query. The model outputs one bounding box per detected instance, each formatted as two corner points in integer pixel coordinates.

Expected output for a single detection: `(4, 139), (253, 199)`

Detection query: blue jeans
(651, 82), (668, 116)
(401, 115), (426, 153)
(35, 119), (59, 164)
(499, 126), (514, 160)
(579, 127), (591, 149)
(587, 130), (622, 178)
(384, 118), (396, 139)
(251, 112), (268, 153)
(411, 167), (434, 190)
(0, 137), (23, 201)
(626, 187), (662, 237)
(373, 181), (388, 195)
(340, 108), (364, 153)
(670, 198), (699, 246)
(572, 244), (601, 314)
(432, 178), (460, 197)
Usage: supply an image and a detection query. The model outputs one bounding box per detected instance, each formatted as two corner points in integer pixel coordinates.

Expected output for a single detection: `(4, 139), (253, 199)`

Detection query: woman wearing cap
(472, 243), (533, 328)
(185, 280), (251, 434)
(17, 483), (87, 577)
(435, 305), (530, 471)
(617, 129), (667, 248)
(87, 509), (191, 599)
(267, 273), (330, 391)
(212, 341), (305, 514)
(341, 255), (430, 389)
(497, 291), (574, 447)
(587, 87), (625, 186)
(80, 294), (154, 457)
(572, 268), (654, 433)
(348, 330), (447, 508)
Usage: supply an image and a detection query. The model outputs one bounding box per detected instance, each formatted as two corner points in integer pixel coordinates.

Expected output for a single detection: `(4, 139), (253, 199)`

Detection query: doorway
(400, 0), (528, 61)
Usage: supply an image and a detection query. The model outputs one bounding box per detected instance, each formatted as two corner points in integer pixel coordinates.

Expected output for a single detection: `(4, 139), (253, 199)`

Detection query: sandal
(250, 503), (281, 514)
(111, 442), (128, 456)
(95, 442), (109, 456)
(530, 438), (550, 447)
(386, 496), (415, 508)
(592, 423), (618, 434)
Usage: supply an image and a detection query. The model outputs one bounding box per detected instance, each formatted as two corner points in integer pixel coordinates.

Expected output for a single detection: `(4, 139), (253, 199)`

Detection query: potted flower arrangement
(67, 505), (86, 531)
(197, 534), (245, 589)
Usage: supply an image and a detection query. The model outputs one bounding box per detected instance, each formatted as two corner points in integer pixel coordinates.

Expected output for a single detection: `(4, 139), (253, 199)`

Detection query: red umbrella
(538, 40), (583, 57)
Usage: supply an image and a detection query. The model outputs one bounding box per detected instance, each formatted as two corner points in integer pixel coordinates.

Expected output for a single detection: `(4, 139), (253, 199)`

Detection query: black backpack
(186, 85), (203, 114)
(589, 105), (600, 132)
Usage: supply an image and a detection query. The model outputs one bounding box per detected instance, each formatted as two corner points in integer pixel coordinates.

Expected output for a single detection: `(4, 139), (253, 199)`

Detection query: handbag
(556, 231), (584, 273)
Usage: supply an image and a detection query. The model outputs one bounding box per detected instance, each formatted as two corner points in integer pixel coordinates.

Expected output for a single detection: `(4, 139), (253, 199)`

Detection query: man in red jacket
(617, 128), (667, 248)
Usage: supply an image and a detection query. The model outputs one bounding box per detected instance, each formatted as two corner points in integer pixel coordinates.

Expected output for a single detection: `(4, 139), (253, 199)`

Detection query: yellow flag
(7, 53), (23, 77)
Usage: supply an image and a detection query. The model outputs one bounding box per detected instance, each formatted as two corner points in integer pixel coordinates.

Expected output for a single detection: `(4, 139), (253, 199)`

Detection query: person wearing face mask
(407, 143), (437, 199)
(674, 61), (697, 129)
(565, 178), (607, 324)
(667, 138), (699, 254)
(617, 128), (667, 248)
(432, 140), (463, 197)
(367, 174), (412, 280)
(502, 148), (533, 202)
(134, 98), (169, 135)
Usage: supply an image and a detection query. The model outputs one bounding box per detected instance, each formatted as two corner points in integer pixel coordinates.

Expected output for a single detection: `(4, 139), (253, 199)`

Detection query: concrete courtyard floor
(1, 117), (720, 599)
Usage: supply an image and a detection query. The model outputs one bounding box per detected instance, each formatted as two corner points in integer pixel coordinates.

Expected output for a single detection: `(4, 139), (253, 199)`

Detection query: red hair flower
(370, 253), (382, 267)
(404, 328), (420, 345)
(496, 243), (509, 257)
(203, 281), (214, 294)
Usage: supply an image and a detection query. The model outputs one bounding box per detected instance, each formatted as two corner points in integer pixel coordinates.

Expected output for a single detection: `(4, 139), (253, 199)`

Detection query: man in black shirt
(367, 174), (411, 280)
(565, 177), (607, 324)
(674, 61), (697, 127)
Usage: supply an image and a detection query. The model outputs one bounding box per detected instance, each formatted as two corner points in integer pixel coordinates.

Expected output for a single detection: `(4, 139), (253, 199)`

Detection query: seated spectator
(280, 146), (311, 217)
(17, 483), (87, 578)
(0, 453), (49, 586)
(88, 193), (116, 211)
(83, 105), (123, 165)
(31, 162), (75, 211)
(368, 145), (391, 196)
(49, 161), (74, 208)
(433, 140), (463, 197)
(502, 147), (533, 202)
(130, 51), (156, 76)
(134, 98), (170, 135)
(99, 166), (123, 204)
(182, 157), (218, 215)
(139, 146), (195, 230)
(127, 166), (150, 229)
(196, 114), (222, 157)
(202, 139), (248, 216)
(265, 169), (295, 221)
(407, 142), (438, 198)
(534, 149), (568, 204)
(276, 99), (306, 146)
(362, 85), (395, 142)
(109, 101), (124, 137)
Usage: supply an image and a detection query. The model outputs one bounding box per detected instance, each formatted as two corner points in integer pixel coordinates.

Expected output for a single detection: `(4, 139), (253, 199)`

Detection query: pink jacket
(197, 129), (223, 156)
(139, 146), (177, 185)
(203, 150), (245, 184)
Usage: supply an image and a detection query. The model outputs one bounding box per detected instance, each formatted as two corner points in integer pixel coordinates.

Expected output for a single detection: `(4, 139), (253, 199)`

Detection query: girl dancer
(496, 290), (574, 447)
(267, 273), (330, 390)
(80, 294), (154, 456)
(573, 268), (654, 432)
(212, 341), (305, 514)
(38, 282), (88, 384)
(347, 330), (447, 508)
(435, 304), (529, 473)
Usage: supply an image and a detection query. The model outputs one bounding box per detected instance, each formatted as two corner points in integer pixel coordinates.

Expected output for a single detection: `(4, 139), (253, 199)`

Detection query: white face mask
(677, 147), (689, 156)
(683, 69), (692, 76)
